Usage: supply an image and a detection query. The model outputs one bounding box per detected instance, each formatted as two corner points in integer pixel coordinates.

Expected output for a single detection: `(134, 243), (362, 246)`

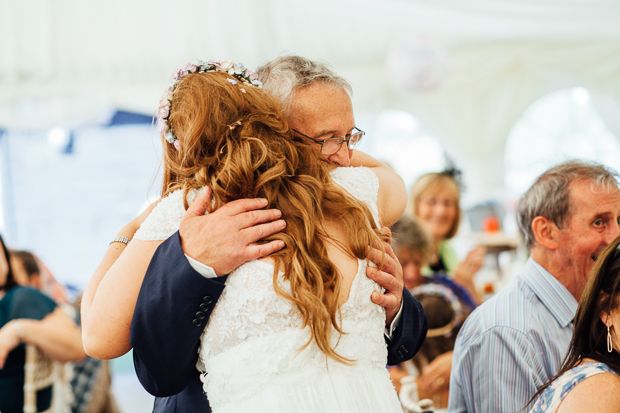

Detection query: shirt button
(199, 303), (209, 311)
(192, 319), (202, 327)
(203, 296), (214, 304)
(195, 311), (206, 320)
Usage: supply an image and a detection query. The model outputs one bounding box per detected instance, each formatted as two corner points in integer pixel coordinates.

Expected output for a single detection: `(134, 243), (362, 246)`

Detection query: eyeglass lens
(321, 132), (363, 155)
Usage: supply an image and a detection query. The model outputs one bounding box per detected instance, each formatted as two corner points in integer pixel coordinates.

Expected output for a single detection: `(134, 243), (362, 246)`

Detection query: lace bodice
(134, 167), (401, 413)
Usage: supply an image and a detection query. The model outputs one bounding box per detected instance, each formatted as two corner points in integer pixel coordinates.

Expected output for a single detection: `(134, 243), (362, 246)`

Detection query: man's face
(555, 180), (620, 300)
(287, 83), (355, 168)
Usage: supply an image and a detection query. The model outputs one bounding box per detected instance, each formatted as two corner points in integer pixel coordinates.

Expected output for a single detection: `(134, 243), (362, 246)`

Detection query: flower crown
(157, 59), (263, 150)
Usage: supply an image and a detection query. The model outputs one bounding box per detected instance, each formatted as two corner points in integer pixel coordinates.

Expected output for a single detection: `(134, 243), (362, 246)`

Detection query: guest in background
(389, 216), (475, 407)
(450, 161), (620, 412)
(0, 236), (85, 413)
(390, 285), (468, 409)
(392, 216), (478, 313)
(10, 250), (43, 289)
(528, 237), (620, 412)
(10, 249), (68, 304)
(407, 170), (485, 304)
(10, 250), (120, 413)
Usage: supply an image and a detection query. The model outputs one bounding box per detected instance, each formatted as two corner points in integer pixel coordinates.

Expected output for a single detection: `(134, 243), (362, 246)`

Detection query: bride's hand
(366, 227), (404, 326)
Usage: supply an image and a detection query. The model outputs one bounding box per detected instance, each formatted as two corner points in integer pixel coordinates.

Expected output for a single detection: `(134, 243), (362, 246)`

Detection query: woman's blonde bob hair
(160, 70), (385, 363)
(407, 173), (462, 240)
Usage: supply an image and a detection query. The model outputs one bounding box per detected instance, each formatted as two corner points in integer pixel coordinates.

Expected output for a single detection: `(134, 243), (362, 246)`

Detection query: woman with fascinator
(407, 166), (485, 305)
(81, 60), (408, 412)
(528, 237), (620, 412)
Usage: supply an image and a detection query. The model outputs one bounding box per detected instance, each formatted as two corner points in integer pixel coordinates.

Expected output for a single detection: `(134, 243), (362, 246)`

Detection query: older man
(130, 56), (427, 413)
(449, 161), (620, 412)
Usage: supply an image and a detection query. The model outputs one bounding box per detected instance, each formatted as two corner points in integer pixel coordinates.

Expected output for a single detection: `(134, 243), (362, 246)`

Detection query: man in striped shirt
(449, 161), (620, 412)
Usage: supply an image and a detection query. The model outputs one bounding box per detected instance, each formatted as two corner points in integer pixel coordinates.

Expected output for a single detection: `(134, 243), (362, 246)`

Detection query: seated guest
(10, 250), (120, 413)
(389, 216), (476, 407)
(10, 250), (69, 305)
(529, 237), (620, 412)
(390, 284), (468, 409)
(0, 236), (85, 413)
(10, 250), (43, 290)
(392, 216), (477, 313)
(407, 170), (485, 304)
(449, 161), (620, 412)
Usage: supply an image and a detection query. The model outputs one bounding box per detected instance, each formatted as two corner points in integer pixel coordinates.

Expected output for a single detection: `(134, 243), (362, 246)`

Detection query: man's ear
(531, 216), (560, 250)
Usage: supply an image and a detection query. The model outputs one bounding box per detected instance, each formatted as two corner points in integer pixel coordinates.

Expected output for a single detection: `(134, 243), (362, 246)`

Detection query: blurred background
(2, 0), (620, 411)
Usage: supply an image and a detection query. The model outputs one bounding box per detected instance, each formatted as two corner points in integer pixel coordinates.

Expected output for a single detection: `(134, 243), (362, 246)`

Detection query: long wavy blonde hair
(160, 71), (385, 362)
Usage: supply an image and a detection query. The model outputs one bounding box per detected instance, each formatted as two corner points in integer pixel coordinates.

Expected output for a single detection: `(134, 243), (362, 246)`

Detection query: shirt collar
(521, 258), (578, 328)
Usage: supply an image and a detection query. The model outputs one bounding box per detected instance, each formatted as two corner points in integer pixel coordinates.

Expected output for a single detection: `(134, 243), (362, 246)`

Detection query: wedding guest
(449, 161), (620, 412)
(528, 236), (620, 412)
(10, 250), (43, 290)
(10, 250), (68, 304)
(392, 216), (477, 312)
(389, 216), (475, 406)
(0, 236), (85, 413)
(390, 284), (468, 409)
(407, 170), (484, 304)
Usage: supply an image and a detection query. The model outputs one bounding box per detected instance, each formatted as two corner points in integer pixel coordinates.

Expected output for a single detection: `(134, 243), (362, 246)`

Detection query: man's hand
(418, 351), (453, 393)
(180, 188), (286, 276)
(366, 227), (404, 326)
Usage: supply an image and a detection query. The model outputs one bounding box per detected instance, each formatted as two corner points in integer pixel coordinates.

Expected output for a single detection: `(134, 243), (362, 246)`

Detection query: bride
(83, 60), (406, 412)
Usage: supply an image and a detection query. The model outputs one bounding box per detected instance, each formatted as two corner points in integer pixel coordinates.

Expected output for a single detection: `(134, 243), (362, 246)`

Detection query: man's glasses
(293, 127), (365, 156)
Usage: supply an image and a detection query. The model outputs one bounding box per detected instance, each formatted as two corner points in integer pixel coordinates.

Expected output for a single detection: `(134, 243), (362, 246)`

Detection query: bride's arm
(350, 150), (407, 226)
(81, 204), (161, 359)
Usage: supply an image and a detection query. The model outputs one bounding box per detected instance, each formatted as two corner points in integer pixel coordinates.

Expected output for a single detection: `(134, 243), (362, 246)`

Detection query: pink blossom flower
(245, 69), (258, 81)
(157, 117), (168, 134)
(173, 140), (181, 151)
(158, 104), (170, 119)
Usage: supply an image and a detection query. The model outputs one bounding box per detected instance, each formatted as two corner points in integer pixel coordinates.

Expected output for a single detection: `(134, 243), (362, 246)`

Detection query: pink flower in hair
(157, 117), (169, 135)
(158, 104), (170, 119)
(173, 63), (199, 80)
(173, 140), (181, 151)
(245, 69), (258, 81)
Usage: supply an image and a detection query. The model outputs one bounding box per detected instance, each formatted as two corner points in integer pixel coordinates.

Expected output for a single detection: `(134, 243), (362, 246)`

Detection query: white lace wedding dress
(134, 167), (402, 413)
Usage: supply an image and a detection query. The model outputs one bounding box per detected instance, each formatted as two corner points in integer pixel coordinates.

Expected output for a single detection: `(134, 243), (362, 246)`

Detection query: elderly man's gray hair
(518, 160), (620, 249)
(256, 55), (352, 116)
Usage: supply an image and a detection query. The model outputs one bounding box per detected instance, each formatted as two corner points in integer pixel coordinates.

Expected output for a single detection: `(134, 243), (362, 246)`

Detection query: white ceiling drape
(1, 0), (620, 197)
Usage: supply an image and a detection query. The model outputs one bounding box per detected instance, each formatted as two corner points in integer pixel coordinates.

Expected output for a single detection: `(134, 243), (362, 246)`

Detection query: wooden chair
(23, 343), (55, 413)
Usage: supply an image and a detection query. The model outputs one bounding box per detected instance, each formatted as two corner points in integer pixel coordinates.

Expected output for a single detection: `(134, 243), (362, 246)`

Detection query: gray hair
(518, 160), (620, 249)
(256, 55), (352, 116)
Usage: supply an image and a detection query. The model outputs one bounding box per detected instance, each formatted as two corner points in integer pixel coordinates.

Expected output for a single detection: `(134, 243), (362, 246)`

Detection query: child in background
(389, 216), (476, 409)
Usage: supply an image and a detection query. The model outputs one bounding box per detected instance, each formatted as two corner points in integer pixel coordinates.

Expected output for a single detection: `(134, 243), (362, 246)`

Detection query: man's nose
(328, 142), (351, 167)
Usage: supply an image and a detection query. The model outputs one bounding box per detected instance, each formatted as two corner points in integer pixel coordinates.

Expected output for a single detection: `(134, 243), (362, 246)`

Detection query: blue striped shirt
(449, 258), (577, 413)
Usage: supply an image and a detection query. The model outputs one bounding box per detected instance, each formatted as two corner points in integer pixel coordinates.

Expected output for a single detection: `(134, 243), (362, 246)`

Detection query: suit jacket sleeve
(130, 231), (227, 397)
(385, 287), (427, 365)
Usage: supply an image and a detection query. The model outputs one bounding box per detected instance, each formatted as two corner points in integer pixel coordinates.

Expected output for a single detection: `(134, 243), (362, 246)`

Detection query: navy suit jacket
(131, 231), (427, 413)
